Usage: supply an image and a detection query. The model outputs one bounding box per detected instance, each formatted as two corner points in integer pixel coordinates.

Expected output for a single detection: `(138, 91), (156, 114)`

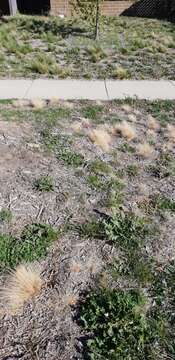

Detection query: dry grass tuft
(1, 264), (42, 313)
(71, 261), (81, 273)
(137, 143), (154, 158)
(63, 101), (75, 109)
(147, 129), (156, 137)
(13, 99), (29, 108)
(65, 294), (78, 306)
(147, 115), (160, 130)
(49, 97), (60, 107)
(71, 121), (83, 133)
(128, 114), (137, 123)
(121, 104), (133, 113)
(88, 128), (112, 152)
(167, 124), (175, 142)
(114, 121), (136, 141)
(138, 183), (150, 196)
(81, 118), (91, 129)
(30, 98), (45, 109)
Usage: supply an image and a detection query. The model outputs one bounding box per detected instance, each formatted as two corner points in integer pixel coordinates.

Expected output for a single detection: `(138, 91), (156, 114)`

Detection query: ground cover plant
(0, 15), (174, 79)
(0, 99), (174, 359)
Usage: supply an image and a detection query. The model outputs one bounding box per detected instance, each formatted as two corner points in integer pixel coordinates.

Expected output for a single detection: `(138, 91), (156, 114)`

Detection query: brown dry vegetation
(0, 99), (174, 359)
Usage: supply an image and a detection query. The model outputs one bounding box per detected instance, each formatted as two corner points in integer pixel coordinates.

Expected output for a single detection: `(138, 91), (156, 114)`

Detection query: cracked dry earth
(0, 99), (174, 359)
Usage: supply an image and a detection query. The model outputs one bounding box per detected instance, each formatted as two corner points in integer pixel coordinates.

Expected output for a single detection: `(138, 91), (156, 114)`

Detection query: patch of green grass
(0, 16), (174, 80)
(88, 160), (112, 175)
(79, 288), (163, 360)
(119, 142), (136, 153)
(0, 223), (58, 270)
(0, 209), (12, 223)
(34, 176), (54, 192)
(87, 174), (104, 190)
(82, 104), (103, 120)
(77, 220), (106, 239)
(57, 148), (84, 167)
(125, 164), (139, 177)
(147, 152), (175, 178)
(156, 197), (175, 212)
(86, 45), (106, 63)
(105, 212), (147, 251)
(148, 195), (175, 213)
(41, 132), (84, 167)
(104, 212), (153, 284)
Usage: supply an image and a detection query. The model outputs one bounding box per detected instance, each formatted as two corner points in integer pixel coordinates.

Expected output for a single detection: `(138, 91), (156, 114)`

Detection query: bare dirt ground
(0, 99), (174, 359)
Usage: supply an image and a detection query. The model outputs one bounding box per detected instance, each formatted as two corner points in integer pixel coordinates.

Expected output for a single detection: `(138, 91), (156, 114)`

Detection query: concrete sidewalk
(0, 79), (174, 100)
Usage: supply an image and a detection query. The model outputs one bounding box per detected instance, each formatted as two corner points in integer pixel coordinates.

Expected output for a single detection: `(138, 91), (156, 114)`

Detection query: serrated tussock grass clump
(1, 264), (42, 314)
(88, 128), (112, 152)
(114, 121), (136, 141)
(137, 143), (154, 158)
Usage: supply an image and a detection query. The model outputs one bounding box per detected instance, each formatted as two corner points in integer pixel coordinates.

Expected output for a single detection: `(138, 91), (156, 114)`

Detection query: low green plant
(87, 45), (106, 62)
(125, 164), (139, 177)
(34, 175), (54, 192)
(77, 220), (106, 239)
(104, 212), (147, 251)
(119, 142), (135, 153)
(88, 160), (112, 175)
(156, 196), (175, 213)
(0, 223), (58, 269)
(82, 104), (103, 120)
(87, 174), (104, 190)
(0, 209), (12, 223)
(57, 149), (84, 167)
(79, 288), (161, 360)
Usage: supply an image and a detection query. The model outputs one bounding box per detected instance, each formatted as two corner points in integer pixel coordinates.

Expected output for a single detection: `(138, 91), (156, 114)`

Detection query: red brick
(50, 0), (134, 16)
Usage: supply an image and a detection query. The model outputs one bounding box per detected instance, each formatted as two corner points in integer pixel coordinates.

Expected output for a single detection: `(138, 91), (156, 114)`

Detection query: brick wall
(50, 0), (134, 16)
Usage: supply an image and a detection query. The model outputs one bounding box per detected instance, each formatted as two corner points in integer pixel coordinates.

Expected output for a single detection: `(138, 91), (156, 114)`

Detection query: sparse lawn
(0, 15), (174, 79)
(0, 99), (174, 359)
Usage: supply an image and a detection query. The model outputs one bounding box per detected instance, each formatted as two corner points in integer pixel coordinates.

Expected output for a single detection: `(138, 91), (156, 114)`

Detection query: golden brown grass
(71, 261), (81, 273)
(13, 99), (29, 108)
(114, 121), (136, 141)
(147, 115), (160, 131)
(128, 114), (137, 123)
(65, 294), (78, 306)
(49, 97), (60, 106)
(137, 143), (154, 158)
(71, 121), (83, 133)
(167, 124), (175, 142)
(88, 128), (112, 152)
(121, 104), (133, 113)
(1, 264), (42, 313)
(30, 98), (45, 109)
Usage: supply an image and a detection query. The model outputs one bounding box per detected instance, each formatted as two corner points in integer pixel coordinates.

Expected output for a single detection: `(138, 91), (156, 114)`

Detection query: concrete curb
(0, 79), (174, 100)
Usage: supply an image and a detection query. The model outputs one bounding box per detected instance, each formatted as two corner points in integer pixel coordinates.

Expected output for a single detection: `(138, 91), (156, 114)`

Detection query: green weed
(79, 288), (161, 360)
(77, 220), (106, 239)
(0, 209), (12, 223)
(57, 149), (84, 167)
(34, 176), (54, 192)
(82, 104), (103, 120)
(88, 160), (112, 175)
(0, 223), (58, 270)
(125, 164), (139, 177)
